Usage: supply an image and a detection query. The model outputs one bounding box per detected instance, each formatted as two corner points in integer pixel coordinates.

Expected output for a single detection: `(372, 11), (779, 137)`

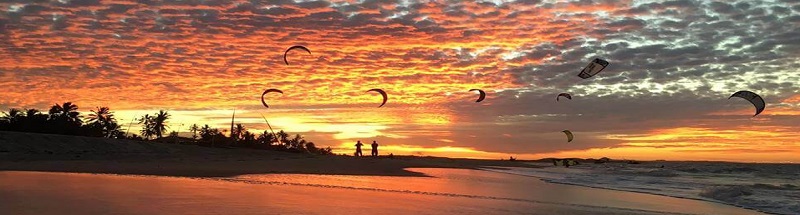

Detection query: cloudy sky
(1, 0), (798, 162)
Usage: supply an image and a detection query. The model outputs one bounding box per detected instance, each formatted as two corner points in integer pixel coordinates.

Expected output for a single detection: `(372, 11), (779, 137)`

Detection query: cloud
(0, 0), (798, 160)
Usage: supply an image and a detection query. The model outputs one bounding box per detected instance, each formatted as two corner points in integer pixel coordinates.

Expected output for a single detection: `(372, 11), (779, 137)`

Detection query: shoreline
(2, 170), (713, 215)
(2, 167), (765, 215)
(0, 154), (537, 177)
(0, 131), (779, 214)
(0, 170), (697, 215)
(481, 167), (774, 215)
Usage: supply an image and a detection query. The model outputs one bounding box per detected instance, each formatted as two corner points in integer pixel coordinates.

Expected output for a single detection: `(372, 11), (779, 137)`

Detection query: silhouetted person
(370, 140), (379, 157)
(355, 140), (364, 157)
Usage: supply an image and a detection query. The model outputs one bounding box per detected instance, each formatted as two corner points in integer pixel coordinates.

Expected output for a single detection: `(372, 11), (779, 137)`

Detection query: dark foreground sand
(0, 131), (533, 177)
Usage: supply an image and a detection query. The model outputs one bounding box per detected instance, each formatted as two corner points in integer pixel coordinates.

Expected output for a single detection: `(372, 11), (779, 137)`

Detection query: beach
(0, 169), (762, 215)
(0, 131), (768, 214)
(0, 131), (535, 177)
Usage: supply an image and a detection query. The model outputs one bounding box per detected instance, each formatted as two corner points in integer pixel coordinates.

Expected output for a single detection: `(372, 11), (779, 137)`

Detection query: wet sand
(0, 170), (763, 215)
(0, 132), (766, 214)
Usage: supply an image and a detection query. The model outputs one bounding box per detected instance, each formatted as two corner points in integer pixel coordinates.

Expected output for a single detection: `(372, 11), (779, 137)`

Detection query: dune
(0, 131), (534, 177)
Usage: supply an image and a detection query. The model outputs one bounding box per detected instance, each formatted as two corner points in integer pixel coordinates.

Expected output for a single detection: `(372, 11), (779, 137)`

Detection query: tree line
(0, 102), (332, 155)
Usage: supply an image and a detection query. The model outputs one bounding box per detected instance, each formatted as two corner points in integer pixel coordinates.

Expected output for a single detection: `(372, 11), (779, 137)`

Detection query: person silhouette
(355, 140), (364, 157)
(370, 141), (379, 157)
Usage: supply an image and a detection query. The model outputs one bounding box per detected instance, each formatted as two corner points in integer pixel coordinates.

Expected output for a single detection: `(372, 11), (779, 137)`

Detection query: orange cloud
(1, 0), (798, 162)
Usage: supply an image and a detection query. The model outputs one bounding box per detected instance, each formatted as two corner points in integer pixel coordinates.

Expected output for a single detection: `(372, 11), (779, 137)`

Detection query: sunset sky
(1, 0), (798, 162)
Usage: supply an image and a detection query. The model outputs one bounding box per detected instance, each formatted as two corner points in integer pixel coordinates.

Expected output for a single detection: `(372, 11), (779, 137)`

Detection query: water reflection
(0, 169), (762, 215)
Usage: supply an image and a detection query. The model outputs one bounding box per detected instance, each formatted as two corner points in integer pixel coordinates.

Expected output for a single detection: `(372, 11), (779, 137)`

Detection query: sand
(1, 171), (687, 215)
(0, 131), (765, 215)
(0, 131), (533, 177)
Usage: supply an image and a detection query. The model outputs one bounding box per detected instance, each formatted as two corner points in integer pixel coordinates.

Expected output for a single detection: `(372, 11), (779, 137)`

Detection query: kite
(261, 89), (284, 108)
(283, 45), (311, 65)
(469, 89), (486, 103)
(577, 58), (609, 79)
(367, 89), (388, 108)
(562, 130), (573, 142)
(557, 93), (572, 101)
(729, 91), (765, 117)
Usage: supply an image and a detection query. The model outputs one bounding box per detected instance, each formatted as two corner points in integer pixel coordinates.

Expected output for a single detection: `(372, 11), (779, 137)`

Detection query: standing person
(371, 140), (379, 157)
(354, 140), (364, 157)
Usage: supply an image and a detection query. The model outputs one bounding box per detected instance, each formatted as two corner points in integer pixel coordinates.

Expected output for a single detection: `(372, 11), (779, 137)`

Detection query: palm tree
(105, 123), (122, 138)
(87, 107), (119, 137)
(139, 114), (154, 139)
(48, 102), (82, 124)
(199, 124), (211, 139)
(242, 131), (256, 145)
(258, 131), (277, 145)
(189, 124), (199, 139)
(151, 110), (170, 138)
(2, 108), (25, 124)
(276, 130), (289, 147)
(87, 107), (113, 125)
(1, 108), (25, 131)
(22, 109), (48, 132)
(47, 102), (82, 135)
(25, 109), (42, 118)
(289, 134), (306, 150)
(233, 123), (246, 141)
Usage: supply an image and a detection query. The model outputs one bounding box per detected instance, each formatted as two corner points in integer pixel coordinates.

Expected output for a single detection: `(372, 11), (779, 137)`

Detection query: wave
(700, 185), (800, 215)
(483, 167), (798, 215)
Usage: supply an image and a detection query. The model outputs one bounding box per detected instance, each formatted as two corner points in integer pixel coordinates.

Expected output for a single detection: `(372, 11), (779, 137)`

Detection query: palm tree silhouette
(151, 110), (170, 138)
(289, 134), (307, 150)
(25, 109), (42, 118)
(46, 102), (82, 134)
(233, 123), (246, 141)
(139, 114), (154, 139)
(22, 109), (48, 132)
(189, 124), (199, 139)
(0, 102), (331, 155)
(87, 107), (119, 137)
(276, 130), (289, 147)
(87, 107), (112, 125)
(2, 108), (25, 124)
(258, 131), (277, 145)
(48, 102), (82, 124)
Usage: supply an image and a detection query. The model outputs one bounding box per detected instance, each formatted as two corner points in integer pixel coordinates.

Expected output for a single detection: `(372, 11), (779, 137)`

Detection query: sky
(0, 0), (798, 162)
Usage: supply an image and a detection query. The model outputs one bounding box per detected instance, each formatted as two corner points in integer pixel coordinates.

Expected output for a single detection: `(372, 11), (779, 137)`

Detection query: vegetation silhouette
(86, 106), (122, 138)
(0, 102), (332, 155)
(139, 110), (170, 139)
